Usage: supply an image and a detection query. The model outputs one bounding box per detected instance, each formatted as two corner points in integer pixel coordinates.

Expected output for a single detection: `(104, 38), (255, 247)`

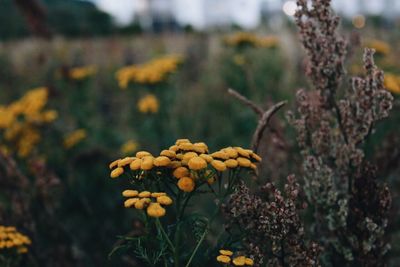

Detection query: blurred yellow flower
(384, 73), (400, 94)
(63, 129), (87, 149)
(115, 55), (183, 88)
(364, 39), (391, 56)
(0, 87), (57, 157)
(69, 65), (97, 80)
(0, 225), (31, 253)
(120, 140), (139, 154)
(137, 94), (159, 113)
(225, 32), (279, 48)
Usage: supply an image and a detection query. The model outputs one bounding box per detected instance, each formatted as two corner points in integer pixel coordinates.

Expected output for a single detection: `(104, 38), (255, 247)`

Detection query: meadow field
(1, 2), (400, 266)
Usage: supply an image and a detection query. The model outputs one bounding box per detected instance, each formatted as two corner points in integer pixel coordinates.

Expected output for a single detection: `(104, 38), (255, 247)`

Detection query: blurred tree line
(0, 0), (115, 40)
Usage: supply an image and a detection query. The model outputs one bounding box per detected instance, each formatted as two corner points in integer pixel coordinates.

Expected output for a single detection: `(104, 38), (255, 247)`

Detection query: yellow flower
(124, 198), (139, 208)
(147, 203), (166, 218)
(211, 160), (227, 172)
(69, 65), (97, 80)
(200, 153), (213, 163)
(188, 156), (207, 170)
(121, 140), (139, 155)
(225, 32), (279, 48)
(115, 55), (182, 88)
(118, 157), (135, 167)
(136, 151), (152, 158)
(63, 129), (87, 149)
(0, 87), (56, 157)
(232, 256), (246, 266)
(137, 94), (159, 114)
(154, 156), (171, 167)
(237, 157), (251, 168)
(122, 190), (139, 197)
(384, 73), (400, 94)
(173, 167), (190, 179)
(157, 195), (173, 205)
(365, 39), (390, 56)
(0, 225), (31, 253)
(151, 192), (167, 197)
(225, 159), (238, 168)
(130, 158), (142, 170)
(135, 198), (151, 209)
(245, 258), (254, 265)
(219, 250), (233, 256)
(177, 177), (195, 192)
(141, 156), (154, 170)
(217, 255), (231, 264)
(138, 191), (151, 198)
(160, 149), (176, 158)
(110, 167), (124, 178)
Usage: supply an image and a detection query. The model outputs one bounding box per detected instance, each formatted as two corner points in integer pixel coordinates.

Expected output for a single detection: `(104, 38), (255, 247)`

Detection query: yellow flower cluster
(115, 55), (183, 88)
(225, 32), (279, 48)
(0, 87), (57, 157)
(69, 65), (97, 80)
(365, 39), (391, 56)
(384, 73), (400, 94)
(122, 190), (173, 218)
(109, 139), (261, 193)
(137, 94), (159, 113)
(217, 249), (254, 266)
(0, 226), (31, 254)
(63, 129), (87, 149)
(120, 140), (139, 155)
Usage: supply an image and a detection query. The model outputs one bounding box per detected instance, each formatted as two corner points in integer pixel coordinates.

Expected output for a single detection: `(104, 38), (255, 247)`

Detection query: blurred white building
(173, 0), (262, 29)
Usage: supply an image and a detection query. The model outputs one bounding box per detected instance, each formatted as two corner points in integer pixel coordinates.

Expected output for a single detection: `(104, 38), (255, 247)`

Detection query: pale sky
(93, 0), (392, 26)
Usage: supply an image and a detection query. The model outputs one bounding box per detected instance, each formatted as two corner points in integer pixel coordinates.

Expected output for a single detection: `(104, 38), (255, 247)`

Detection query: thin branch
(227, 88), (264, 116)
(251, 101), (287, 153)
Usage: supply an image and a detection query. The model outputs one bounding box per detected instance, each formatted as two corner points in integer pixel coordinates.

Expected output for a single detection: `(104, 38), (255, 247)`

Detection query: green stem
(184, 223), (209, 267)
(155, 218), (175, 255)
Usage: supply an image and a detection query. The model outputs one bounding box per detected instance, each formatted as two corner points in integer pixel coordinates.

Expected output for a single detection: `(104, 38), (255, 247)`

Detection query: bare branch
(251, 101), (287, 153)
(227, 88), (264, 116)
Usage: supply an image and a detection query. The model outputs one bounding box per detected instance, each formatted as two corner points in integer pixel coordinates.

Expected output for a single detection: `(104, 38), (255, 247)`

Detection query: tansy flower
(188, 156), (207, 170)
(135, 198), (151, 209)
(138, 191), (151, 198)
(219, 250), (233, 256)
(137, 94), (159, 114)
(173, 167), (189, 179)
(211, 160), (227, 172)
(217, 255), (231, 264)
(160, 149), (176, 158)
(136, 151), (152, 158)
(237, 157), (251, 167)
(124, 198), (139, 208)
(151, 192), (167, 197)
(118, 157), (135, 167)
(147, 203), (166, 218)
(177, 177), (195, 192)
(157, 195), (173, 205)
(0, 225), (31, 253)
(122, 190), (139, 197)
(232, 256), (246, 266)
(154, 156), (171, 167)
(225, 159), (238, 168)
(130, 158), (142, 170)
(141, 156), (154, 170)
(111, 167), (124, 178)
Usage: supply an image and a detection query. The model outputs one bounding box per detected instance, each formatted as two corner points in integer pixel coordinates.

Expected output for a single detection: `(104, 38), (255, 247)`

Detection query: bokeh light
(283, 1), (297, 17)
(352, 14), (366, 29)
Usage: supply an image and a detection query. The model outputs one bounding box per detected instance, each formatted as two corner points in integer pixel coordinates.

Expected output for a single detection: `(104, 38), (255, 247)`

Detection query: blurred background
(0, 0), (399, 266)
